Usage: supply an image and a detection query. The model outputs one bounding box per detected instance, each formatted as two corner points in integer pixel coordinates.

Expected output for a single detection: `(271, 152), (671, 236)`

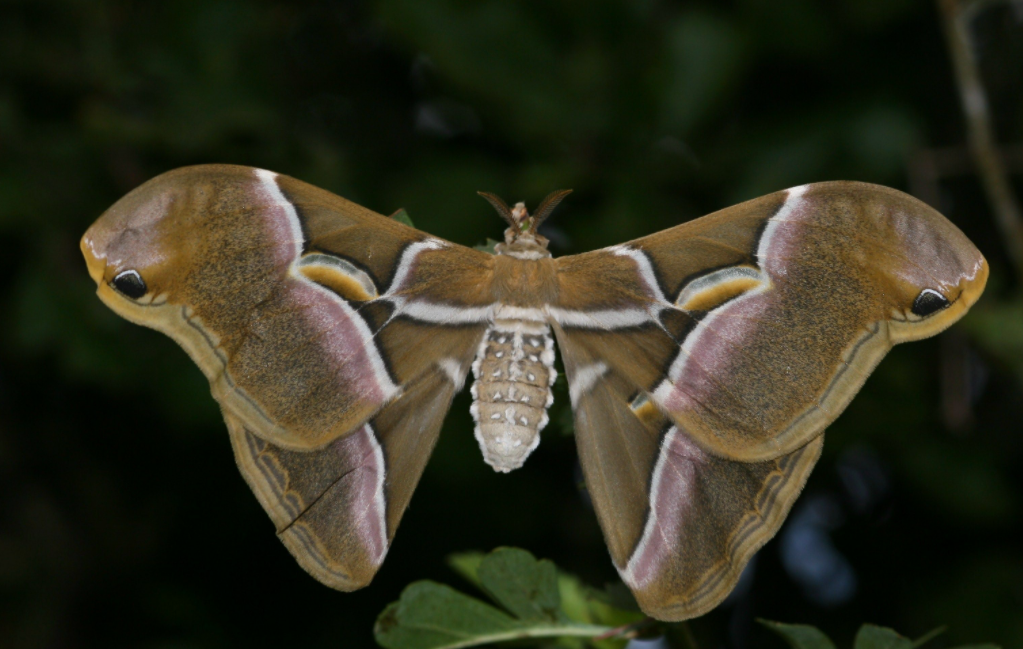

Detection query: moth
(82, 165), (987, 620)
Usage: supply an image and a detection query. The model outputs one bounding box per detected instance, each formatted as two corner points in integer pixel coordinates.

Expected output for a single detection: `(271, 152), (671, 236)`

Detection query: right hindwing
(554, 322), (822, 620)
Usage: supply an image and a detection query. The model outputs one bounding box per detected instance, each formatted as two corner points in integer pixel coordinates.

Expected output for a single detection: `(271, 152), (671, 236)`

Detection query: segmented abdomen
(470, 319), (556, 472)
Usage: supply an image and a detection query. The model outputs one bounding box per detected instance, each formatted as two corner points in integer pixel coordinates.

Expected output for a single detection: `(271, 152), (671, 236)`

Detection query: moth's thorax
(489, 254), (558, 306)
(470, 319), (556, 472)
(495, 229), (552, 261)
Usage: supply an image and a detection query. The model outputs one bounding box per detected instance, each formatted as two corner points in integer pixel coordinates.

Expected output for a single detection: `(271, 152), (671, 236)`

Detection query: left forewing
(84, 165), (492, 452)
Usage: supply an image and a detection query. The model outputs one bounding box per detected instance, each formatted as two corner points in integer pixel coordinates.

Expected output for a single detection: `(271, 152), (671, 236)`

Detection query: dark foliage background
(1, 1), (1021, 647)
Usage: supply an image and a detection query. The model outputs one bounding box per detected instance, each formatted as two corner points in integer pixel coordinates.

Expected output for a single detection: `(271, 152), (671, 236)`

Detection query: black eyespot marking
(112, 270), (147, 299)
(911, 288), (950, 317)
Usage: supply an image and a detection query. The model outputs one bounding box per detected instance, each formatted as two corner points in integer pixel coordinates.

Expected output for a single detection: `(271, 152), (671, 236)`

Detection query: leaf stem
(425, 623), (616, 649)
(911, 625), (947, 648)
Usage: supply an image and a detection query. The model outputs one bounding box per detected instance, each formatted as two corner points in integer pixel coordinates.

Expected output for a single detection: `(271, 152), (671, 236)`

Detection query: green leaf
(374, 581), (522, 649)
(376, 549), (628, 649)
(374, 580), (610, 649)
(477, 547), (565, 622)
(947, 645), (1001, 649)
(854, 624), (912, 649)
(447, 551), (485, 589)
(759, 620), (838, 649)
(557, 573), (643, 629)
(390, 208), (415, 227)
(450, 549), (642, 646)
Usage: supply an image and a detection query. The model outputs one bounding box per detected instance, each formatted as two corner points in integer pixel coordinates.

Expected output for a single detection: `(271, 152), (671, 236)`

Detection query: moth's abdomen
(470, 320), (556, 472)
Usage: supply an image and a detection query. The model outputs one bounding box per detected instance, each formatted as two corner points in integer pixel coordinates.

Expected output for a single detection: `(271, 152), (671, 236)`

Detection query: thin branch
(938, 0), (1023, 283)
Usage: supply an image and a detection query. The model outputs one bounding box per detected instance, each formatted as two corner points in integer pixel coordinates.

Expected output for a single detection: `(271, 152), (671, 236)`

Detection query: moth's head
(81, 172), (190, 316)
(477, 189), (572, 258)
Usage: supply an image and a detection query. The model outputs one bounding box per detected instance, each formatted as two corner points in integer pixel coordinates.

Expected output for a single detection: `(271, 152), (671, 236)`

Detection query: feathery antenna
(531, 189), (573, 228)
(478, 189), (573, 232)
(476, 191), (517, 228)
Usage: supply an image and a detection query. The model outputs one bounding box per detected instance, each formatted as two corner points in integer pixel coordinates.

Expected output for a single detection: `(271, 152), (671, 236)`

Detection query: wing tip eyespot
(111, 269), (147, 299)
(910, 288), (950, 317)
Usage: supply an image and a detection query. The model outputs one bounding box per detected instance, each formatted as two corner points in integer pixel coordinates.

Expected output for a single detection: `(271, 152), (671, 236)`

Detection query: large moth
(82, 165), (987, 620)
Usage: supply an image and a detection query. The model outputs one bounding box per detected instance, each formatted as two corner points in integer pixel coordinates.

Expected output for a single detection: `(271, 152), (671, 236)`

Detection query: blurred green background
(1, 0), (1021, 647)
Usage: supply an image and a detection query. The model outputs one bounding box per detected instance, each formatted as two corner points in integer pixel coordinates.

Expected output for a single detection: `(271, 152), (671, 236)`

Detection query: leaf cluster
(374, 549), (1001, 649)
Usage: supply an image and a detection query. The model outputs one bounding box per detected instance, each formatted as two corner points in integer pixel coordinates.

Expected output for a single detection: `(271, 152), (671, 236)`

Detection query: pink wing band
(253, 169), (399, 406)
(620, 425), (707, 588)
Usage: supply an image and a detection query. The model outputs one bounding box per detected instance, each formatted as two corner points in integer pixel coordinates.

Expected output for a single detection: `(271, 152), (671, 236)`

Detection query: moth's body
(82, 165), (988, 621)
(470, 315), (555, 471)
(467, 222), (558, 471)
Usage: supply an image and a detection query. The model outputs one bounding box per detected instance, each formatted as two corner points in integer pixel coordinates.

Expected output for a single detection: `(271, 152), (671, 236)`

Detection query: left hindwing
(227, 363), (461, 590)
